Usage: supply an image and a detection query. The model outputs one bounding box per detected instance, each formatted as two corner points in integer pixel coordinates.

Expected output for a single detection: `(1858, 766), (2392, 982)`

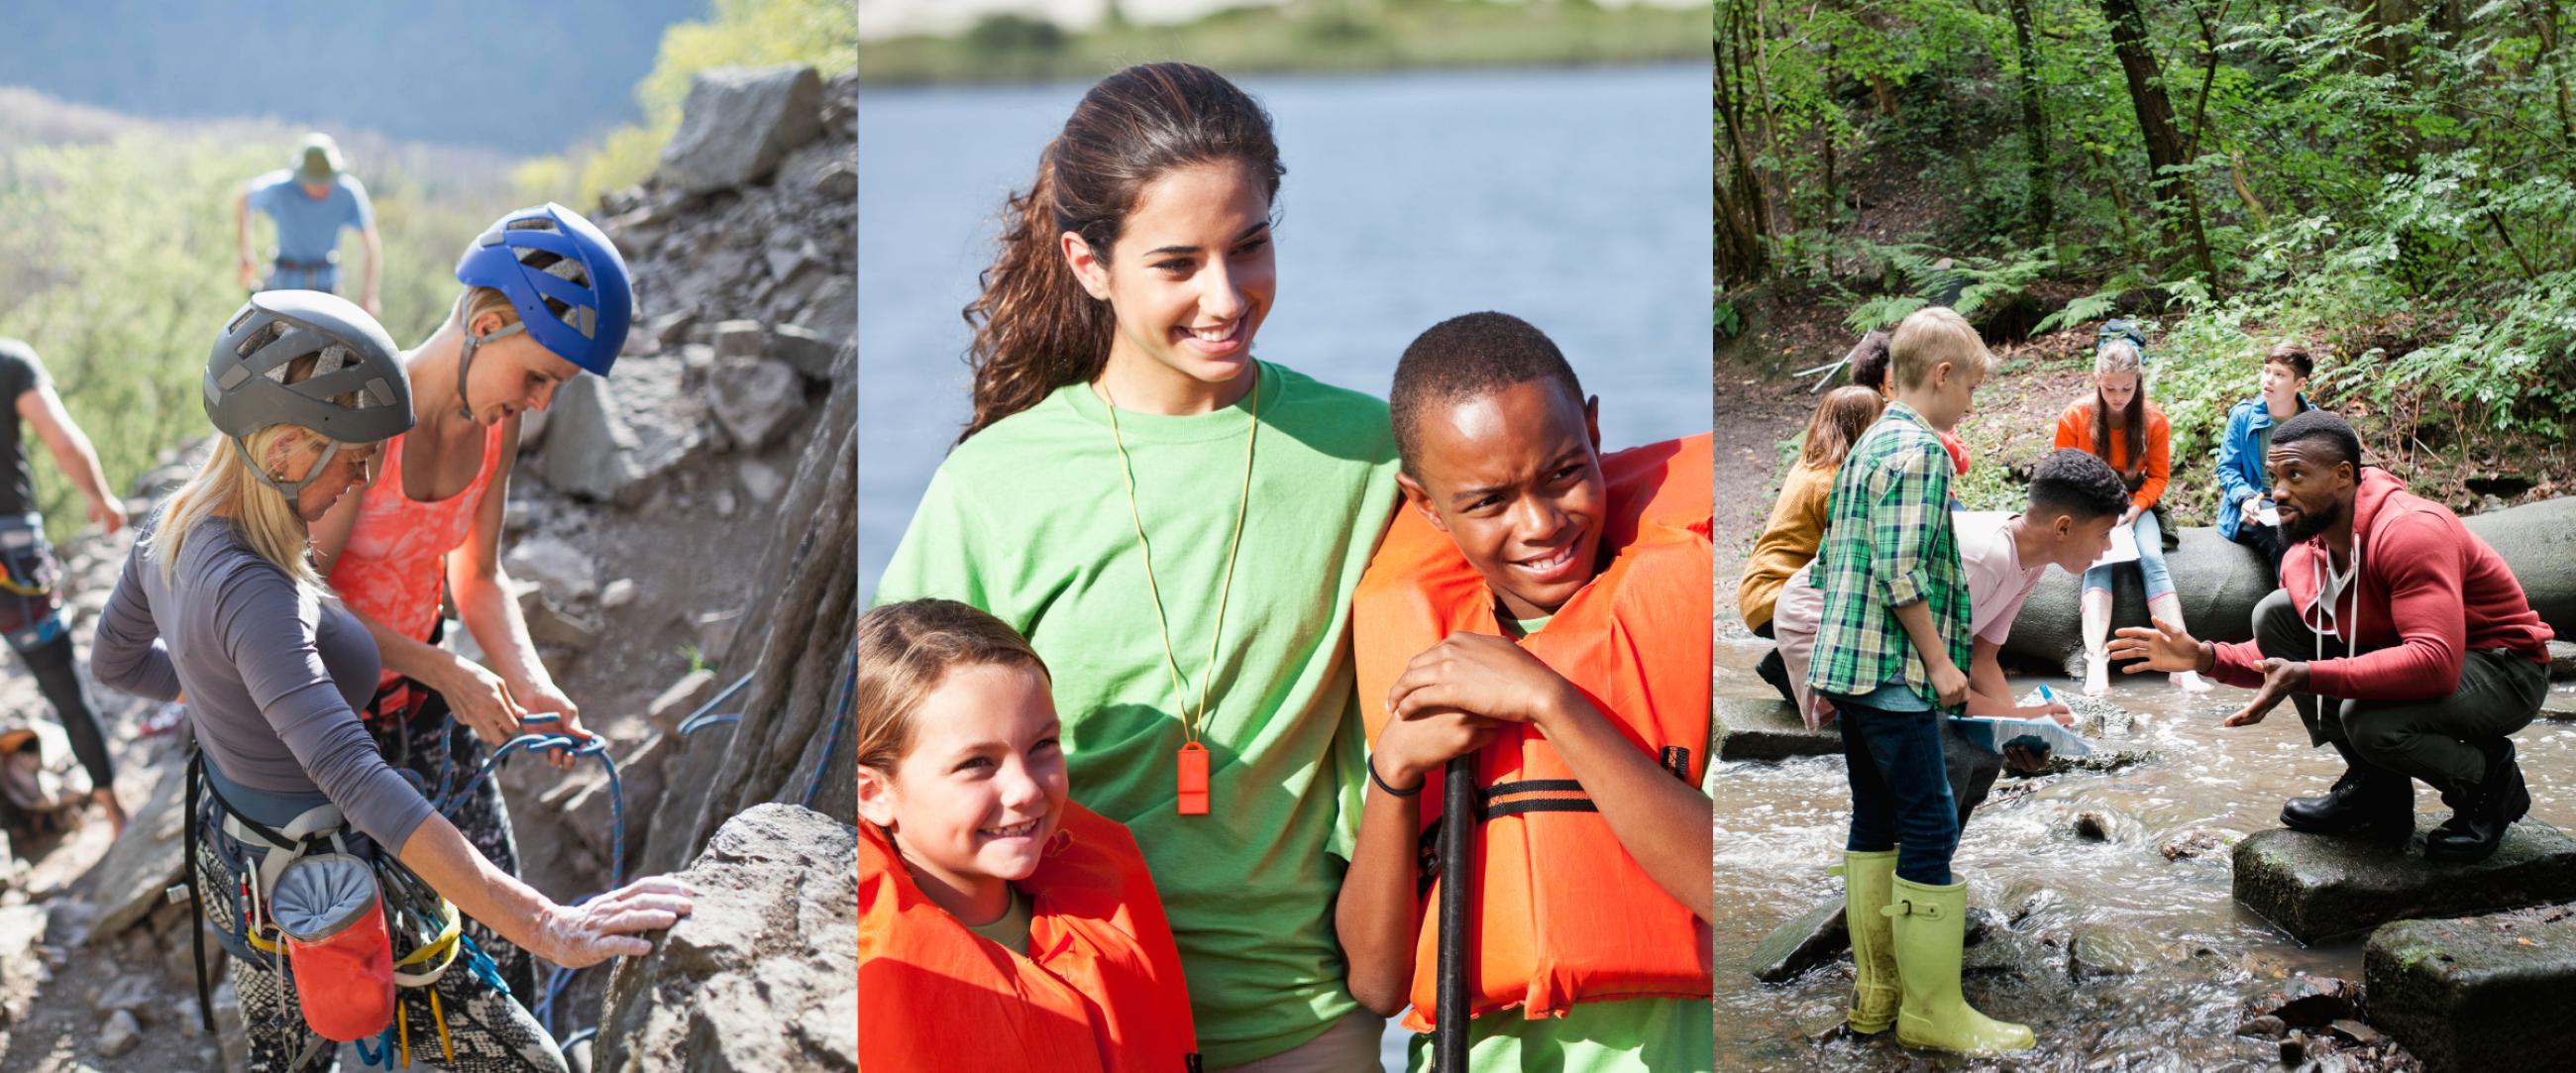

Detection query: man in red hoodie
(2111, 411), (2551, 863)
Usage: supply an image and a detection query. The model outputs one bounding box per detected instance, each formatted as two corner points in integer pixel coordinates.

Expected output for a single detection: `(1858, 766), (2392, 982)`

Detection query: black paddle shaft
(1433, 755), (1475, 1073)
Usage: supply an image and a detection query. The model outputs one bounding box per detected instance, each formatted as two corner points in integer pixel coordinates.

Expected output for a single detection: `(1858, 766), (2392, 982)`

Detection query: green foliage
(519, 0), (854, 205)
(0, 134), (489, 544)
(1715, 295), (1745, 340)
(1731, 0), (2576, 466)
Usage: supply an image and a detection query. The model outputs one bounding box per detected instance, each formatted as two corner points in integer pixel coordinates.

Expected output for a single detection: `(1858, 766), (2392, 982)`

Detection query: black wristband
(1367, 757), (1424, 798)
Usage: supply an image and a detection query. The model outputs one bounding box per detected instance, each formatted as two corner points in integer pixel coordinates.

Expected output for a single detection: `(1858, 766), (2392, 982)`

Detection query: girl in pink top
(312, 202), (634, 1006)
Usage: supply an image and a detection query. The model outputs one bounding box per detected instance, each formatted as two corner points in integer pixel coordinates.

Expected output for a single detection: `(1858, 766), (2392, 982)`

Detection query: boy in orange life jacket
(854, 599), (1197, 1073)
(1341, 312), (1714, 1072)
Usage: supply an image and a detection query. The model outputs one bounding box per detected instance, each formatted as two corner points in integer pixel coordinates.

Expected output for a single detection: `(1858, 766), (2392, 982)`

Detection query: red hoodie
(2209, 468), (2553, 699)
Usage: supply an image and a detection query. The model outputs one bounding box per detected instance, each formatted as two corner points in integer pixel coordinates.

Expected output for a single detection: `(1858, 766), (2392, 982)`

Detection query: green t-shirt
(963, 887), (1034, 954)
(875, 362), (1403, 1066)
(1406, 998), (1713, 1073)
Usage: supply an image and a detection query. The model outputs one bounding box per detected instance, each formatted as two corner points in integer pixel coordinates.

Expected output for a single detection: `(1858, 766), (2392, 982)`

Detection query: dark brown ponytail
(957, 62), (1285, 443)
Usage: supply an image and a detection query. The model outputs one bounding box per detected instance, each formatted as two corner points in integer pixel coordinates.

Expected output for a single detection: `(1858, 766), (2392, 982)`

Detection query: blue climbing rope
(801, 649), (858, 807)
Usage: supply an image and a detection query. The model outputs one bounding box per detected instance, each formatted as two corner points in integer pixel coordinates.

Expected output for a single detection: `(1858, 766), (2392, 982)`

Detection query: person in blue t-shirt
(233, 133), (380, 314)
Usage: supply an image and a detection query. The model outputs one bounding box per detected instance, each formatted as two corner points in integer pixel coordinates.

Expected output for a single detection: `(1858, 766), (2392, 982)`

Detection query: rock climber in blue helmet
(308, 202), (636, 1010)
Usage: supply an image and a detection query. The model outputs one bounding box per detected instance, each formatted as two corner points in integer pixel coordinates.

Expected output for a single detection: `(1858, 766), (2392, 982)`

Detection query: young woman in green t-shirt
(876, 62), (1403, 1070)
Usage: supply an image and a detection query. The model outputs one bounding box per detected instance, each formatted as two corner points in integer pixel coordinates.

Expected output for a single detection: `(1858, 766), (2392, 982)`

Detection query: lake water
(857, 63), (1712, 598)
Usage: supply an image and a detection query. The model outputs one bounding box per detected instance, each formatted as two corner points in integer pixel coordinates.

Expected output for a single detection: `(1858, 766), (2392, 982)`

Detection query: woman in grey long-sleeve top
(91, 291), (690, 1072)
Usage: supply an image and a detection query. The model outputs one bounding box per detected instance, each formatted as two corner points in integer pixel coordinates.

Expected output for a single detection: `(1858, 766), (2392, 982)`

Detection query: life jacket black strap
(1479, 778), (1599, 819)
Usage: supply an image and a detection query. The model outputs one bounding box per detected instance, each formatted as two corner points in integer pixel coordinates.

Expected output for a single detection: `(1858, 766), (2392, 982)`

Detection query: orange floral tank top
(326, 420), (510, 686)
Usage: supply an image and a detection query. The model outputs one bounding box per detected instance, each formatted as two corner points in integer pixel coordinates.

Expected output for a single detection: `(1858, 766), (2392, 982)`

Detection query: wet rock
(541, 375), (650, 505)
(658, 65), (824, 195)
(2252, 973), (2364, 1027)
(2364, 904), (2576, 1072)
(2546, 688), (2576, 720)
(2044, 747), (2158, 776)
(2158, 826), (2241, 861)
(2234, 819), (2576, 942)
(2238, 1014), (2289, 1038)
(1750, 895), (1848, 984)
(2002, 878), (2077, 935)
(707, 358), (805, 452)
(98, 1009), (139, 1057)
(2325, 1019), (2385, 1048)
(504, 536), (597, 604)
(2072, 810), (2115, 841)
(2550, 640), (2576, 681)
(1715, 696), (1838, 761)
(595, 804), (856, 1073)
(2069, 922), (2160, 978)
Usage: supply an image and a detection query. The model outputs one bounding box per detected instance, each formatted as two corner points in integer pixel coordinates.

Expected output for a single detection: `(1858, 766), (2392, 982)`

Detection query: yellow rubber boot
(1882, 877), (2035, 1055)
(1830, 850), (1900, 1033)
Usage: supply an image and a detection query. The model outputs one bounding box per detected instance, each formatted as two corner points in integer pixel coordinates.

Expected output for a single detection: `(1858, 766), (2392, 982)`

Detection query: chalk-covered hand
(533, 876), (695, 969)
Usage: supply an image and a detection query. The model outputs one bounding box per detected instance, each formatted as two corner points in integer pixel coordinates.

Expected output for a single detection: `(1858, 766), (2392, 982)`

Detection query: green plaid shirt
(1804, 401), (1973, 708)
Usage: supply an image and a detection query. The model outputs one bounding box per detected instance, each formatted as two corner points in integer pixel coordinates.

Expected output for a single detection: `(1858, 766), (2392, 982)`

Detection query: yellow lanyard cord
(1105, 368), (1259, 749)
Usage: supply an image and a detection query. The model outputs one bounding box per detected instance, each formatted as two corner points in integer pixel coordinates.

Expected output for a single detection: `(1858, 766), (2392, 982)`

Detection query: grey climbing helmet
(204, 289), (413, 497)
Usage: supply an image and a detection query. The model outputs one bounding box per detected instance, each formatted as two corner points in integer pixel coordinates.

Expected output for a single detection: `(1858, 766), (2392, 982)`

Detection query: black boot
(2425, 738), (2531, 864)
(1755, 647), (1798, 707)
(2279, 738), (2414, 841)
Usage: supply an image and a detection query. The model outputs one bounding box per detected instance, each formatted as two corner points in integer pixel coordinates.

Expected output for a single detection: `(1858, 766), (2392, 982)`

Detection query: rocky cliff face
(4, 63), (857, 1073)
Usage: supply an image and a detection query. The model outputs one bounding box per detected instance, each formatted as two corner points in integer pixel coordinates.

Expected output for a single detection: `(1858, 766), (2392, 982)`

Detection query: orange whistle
(1177, 742), (1209, 815)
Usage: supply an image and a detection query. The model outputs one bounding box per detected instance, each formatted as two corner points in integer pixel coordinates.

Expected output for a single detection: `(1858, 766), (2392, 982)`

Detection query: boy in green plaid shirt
(1806, 307), (2032, 1056)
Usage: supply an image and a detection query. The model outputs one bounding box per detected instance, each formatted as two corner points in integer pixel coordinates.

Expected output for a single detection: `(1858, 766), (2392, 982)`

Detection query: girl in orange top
(2054, 337), (2210, 696)
(856, 598), (1196, 1073)
(310, 204), (631, 1003)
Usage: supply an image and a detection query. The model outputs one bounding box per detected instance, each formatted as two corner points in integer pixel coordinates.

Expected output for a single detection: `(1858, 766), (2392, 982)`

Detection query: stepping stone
(2365, 905), (2576, 1072)
(2232, 818), (2576, 943)
(1715, 697), (1838, 761)
(1749, 895), (1847, 983)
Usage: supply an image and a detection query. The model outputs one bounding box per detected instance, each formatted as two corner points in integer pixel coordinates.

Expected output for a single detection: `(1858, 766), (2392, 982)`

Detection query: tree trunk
(2010, 0), (2054, 245)
(1716, 0), (1771, 285)
(2101, 0), (2216, 281)
(638, 354), (858, 876)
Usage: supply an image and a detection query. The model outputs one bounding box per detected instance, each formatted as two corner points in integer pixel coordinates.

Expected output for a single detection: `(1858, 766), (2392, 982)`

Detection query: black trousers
(2251, 589), (2544, 790)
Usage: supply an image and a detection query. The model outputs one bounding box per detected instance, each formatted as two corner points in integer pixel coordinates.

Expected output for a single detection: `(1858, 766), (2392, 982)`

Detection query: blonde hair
(857, 599), (1051, 778)
(451, 285), (523, 336)
(1887, 307), (1994, 390)
(2091, 339), (2148, 470)
(151, 350), (359, 590)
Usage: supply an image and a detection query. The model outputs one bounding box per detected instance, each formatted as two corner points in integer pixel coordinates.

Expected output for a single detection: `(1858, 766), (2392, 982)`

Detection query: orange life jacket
(856, 802), (1200, 1073)
(1353, 434), (1714, 1031)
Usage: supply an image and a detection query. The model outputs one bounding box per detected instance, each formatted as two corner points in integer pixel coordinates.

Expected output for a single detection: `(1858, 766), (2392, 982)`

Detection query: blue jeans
(2082, 507), (2174, 600)
(1836, 695), (1960, 885)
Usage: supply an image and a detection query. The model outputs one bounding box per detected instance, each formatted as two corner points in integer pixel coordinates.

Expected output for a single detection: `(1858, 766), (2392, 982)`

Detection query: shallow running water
(1714, 631), (2576, 1070)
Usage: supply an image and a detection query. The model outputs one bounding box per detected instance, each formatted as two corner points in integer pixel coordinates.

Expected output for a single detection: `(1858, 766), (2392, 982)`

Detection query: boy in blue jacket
(2214, 342), (2317, 579)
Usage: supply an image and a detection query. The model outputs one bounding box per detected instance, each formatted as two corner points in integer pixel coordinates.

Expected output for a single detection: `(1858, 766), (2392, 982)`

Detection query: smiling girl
(874, 63), (1403, 1069)
(856, 598), (1195, 1073)
(2055, 334), (2209, 696)
(309, 202), (631, 1004)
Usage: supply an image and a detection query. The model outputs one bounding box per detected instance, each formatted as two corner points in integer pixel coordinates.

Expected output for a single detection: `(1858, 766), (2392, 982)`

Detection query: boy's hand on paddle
(2223, 658), (2308, 727)
(2109, 617), (2203, 673)
(1386, 633), (1582, 729)
(1374, 707), (1500, 789)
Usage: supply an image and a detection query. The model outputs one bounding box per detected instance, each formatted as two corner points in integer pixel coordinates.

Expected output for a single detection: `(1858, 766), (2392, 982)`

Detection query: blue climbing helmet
(453, 202), (632, 376)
